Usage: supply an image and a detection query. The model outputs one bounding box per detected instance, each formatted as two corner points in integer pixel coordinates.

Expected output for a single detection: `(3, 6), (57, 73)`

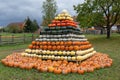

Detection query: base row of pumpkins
(1, 53), (112, 74)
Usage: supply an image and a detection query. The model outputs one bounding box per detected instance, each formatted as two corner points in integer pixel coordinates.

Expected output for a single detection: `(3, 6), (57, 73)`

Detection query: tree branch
(110, 11), (120, 27)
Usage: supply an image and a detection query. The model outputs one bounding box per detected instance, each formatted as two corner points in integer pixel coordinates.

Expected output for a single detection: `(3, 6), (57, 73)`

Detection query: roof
(7, 22), (25, 29)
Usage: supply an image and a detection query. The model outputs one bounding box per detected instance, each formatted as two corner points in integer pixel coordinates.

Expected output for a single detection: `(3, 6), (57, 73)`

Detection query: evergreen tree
(24, 17), (32, 32)
(24, 17), (39, 33)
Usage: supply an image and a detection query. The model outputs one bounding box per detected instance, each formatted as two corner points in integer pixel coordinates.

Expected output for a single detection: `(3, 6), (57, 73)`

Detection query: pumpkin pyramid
(22, 10), (96, 62)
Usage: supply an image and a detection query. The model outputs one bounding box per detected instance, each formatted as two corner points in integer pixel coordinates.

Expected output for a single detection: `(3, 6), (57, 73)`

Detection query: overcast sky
(0, 0), (84, 26)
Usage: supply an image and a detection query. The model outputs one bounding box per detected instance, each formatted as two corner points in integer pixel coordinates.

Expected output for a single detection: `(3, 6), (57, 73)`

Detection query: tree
(33, 20), (39, 29)
(24, 17), (32, 32)
(74, 0), (120, 38)
(42, 0), (57, 26)
(24, 17), (39, 33)
(31, 19), (39, 32)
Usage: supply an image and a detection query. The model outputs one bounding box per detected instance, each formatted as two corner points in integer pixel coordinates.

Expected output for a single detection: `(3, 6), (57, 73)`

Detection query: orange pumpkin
(71, 67), (78, 73)
(52, 46), (57, 50)
(56, 41), (60, 45)
(87, 67), (94, 72)
(48, 66), (54, 72)
(73, 41), (81, 45)
(74, 46), (80, 50)
(36, 46), (39, 49)
(47, 41), (51, 45)
(32, 41), (36, 45)
(67, 41), (72, 45)
(68, 46), (73, 50)
(48, 45), (52, 50)
(40, 45), (43, 49)
(78, 69), (84, 74)
(65, 46), (69, 51)
(57, 46), (61, 50)
(54, 68), (62, 74)
(28, 44), (33, 49)
(40, 66), (48, 72)
(39, 41), (42, 45)
(32, 46), (36, 49)
(60, 46), (65, 50)
(51, 42), (56, 45)
(43, 45), (47, 50)
(36, 41), (40, 45)
(62, 60), (68, 64)
(42, 41), (47, 45)
(57, 23), (61, 26)
(48, 24), (52, 27)
(60, 41), (64, 45)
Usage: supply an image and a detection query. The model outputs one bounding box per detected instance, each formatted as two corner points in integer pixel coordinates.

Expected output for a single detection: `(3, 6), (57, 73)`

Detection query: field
(0, 34), (120, 80)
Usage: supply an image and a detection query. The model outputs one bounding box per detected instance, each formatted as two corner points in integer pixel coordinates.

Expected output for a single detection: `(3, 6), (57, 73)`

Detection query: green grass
(0, 32), (38, 37)
(0, 34), (120, 80)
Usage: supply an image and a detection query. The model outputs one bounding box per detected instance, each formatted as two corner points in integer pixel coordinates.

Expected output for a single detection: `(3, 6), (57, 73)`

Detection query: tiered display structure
(23, 10), (96, 62)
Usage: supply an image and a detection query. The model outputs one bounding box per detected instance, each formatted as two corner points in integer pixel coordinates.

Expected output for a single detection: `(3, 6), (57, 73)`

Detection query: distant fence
(0, 34), (39, 45)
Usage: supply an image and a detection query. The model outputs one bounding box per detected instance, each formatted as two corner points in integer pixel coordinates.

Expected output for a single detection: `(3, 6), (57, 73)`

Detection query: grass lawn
(0, 33), (120, 80)
(0, 32), (39, 37)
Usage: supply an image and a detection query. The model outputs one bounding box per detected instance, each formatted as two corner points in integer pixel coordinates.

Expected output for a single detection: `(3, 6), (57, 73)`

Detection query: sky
(0, 0), (84, 26)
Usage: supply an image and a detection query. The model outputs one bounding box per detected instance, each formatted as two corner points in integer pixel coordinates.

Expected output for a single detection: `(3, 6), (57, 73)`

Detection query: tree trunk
(106, 26), (111, 39)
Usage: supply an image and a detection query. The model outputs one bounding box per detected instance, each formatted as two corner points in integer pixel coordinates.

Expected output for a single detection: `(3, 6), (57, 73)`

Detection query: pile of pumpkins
(22, 10), (97, 62)
(1, 53), (112, 74)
